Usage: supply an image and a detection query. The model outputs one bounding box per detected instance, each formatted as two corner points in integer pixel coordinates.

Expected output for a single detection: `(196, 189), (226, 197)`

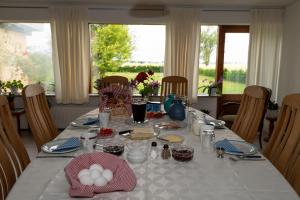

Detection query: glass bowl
(103, 142), (124, 156)
(171, 145), (194, 162)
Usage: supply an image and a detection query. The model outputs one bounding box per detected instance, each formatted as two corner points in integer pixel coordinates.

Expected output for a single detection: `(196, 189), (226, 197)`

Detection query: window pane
(223, 33), (249, 94)
(0, 23), (54, 93)
(198, 26), (218, 95)
(90, 24), (165, 94)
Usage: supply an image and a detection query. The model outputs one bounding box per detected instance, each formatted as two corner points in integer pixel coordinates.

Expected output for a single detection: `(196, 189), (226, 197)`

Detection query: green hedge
(112, 65), (163, 73)
(108, 65), (246, 83)
(199, 68), (246, 84)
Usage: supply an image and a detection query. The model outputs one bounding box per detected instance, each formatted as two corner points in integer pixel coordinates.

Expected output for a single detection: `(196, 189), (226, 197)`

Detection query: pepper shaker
(161, 144), (171, 160)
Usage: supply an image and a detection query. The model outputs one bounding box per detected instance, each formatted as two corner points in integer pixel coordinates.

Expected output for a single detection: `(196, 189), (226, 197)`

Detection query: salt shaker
(161, 144), (171, 160)
(150, 141), (158, 160)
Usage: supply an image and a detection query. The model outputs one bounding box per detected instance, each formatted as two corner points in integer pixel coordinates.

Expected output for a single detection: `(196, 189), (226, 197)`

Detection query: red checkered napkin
(64, 152), (137, 197)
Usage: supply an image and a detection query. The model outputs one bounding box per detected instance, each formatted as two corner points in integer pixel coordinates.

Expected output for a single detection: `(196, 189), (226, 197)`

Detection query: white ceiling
(0, 0), (296, 8)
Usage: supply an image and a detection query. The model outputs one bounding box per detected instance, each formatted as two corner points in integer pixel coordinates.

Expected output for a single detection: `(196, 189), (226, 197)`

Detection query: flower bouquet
(130, 70), (160, 97)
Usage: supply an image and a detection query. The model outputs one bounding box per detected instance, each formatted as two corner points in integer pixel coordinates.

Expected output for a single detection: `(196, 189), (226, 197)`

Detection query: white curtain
(164, 8), (200, 103)
(247, 9), (283, 101)
(50, 6), (90, 104)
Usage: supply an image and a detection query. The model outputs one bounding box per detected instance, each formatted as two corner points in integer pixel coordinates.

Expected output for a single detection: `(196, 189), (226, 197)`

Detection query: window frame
(216, 25), (250, 95)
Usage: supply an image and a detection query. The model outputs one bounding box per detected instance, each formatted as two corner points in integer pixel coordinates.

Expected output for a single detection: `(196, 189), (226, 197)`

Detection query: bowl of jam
(103, 142), (124, 156)
(171, 145), (194, 162)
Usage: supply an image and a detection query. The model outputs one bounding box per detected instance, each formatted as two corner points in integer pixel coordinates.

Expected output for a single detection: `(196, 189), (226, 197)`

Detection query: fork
(229, 155), (266, 161)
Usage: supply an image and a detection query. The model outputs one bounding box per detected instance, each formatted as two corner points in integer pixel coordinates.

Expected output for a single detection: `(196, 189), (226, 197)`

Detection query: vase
(168, 99), (185, 121)
(163, 94), (175, 113)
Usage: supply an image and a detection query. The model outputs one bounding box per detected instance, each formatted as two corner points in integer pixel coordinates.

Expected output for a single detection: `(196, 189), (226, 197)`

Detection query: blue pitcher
(168, 99), (185, 121)
(163, 94), (175, 114)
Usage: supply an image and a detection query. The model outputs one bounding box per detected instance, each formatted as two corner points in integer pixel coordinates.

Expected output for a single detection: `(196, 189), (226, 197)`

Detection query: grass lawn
(96, 72), (245, 94)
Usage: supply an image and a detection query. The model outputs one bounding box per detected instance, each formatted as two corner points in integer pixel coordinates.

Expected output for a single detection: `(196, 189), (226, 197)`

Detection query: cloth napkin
(83, 118), (99, 125)
(64, 152), (137, 197)
(215, 139), (244, 154)
(52, 137), (81, 152)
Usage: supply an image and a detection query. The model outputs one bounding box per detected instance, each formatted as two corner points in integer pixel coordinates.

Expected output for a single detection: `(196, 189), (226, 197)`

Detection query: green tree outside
(91, 24), (133, 78)
(200, 27), (217, 66)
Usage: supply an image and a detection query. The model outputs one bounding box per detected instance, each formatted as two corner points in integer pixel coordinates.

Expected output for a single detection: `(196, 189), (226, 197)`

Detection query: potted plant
(5, 80), (24, 95)
(0, 81), (6, 94)
(4, 80), (24, 110)
(199, 78), (222, 96)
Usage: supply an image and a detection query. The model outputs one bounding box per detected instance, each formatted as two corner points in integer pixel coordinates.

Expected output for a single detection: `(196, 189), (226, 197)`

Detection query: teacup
(80, 132), (97, 152)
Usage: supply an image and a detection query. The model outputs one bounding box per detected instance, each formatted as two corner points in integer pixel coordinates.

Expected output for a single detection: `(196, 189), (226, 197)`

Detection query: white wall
(278, 1), (300, 103)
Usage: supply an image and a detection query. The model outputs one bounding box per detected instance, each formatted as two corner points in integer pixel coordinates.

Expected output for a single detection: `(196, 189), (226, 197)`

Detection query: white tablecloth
(7, 109), (299, 200)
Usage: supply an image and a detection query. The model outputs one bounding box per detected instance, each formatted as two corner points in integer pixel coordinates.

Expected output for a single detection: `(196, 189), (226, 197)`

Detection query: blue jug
(163, 94), (175, 113)
(168, 99), (185, 121)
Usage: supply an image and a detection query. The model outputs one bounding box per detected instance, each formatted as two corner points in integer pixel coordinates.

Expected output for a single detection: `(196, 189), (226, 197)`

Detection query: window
(217, 26), (249, 94)
(89, 24), (166, 93)
(198, 25), (249, 95)
(198, 26), (218, 95)
(0, 23), (54, 93)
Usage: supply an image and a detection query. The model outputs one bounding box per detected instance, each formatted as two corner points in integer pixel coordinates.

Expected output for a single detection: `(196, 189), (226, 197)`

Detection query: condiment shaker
(161, 144), (171, 159)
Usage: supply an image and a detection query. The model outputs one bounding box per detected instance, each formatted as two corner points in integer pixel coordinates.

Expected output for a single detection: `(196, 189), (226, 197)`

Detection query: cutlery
(36, 155), (76, 158)
(229, 155), (265, 161)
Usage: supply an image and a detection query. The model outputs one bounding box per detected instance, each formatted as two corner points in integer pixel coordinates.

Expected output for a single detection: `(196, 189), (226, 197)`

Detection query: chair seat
(220, 114), (236, 128)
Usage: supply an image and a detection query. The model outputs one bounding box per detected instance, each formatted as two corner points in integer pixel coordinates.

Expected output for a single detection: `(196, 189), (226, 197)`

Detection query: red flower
(148, 70), (154, 76)
(136, 72), (148, 83)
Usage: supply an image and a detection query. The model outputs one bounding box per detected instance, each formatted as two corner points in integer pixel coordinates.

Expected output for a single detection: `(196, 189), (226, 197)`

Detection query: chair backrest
(22, 84), (58, 152)
(160, 76), (188, 102)
(264, 94), (300, 195)
(0, 122), (19, 200)
(100, 76), (129, 89)
(0, 96), (30, 173)
(231, 85), (269, 143)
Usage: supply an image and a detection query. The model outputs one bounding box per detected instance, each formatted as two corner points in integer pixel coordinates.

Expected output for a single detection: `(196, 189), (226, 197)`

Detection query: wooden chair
(231, 85), (269, 144)
(160, 76), (188, 102)
(99, 76), (129, 89)
(0, 136), (17, 200)
(264, 94), (300, 195)
(0, 96), (30, 172)
(22, 84), (58, 152)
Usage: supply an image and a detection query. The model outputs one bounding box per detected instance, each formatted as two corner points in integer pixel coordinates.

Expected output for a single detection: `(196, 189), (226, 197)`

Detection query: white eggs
(90, 169), (102, 180)
(79, 174), (94, 186)
(77, 163), (114, 187)
(77, 169), (90, 179)
(94, 176), (108, 187)
(102, 169), (113, 182)
(89, 164), (103, 173)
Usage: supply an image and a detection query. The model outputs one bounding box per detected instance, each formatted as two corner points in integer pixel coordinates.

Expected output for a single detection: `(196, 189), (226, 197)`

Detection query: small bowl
(103, 142), (124, 156)
(171, 145), (194, 162)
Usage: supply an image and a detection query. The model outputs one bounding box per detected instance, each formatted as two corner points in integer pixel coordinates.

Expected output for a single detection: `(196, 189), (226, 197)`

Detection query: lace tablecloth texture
(7, 108), (299, 200)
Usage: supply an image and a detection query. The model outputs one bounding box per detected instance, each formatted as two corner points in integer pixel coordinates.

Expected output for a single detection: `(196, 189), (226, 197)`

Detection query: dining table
(6, 107), (299, 200)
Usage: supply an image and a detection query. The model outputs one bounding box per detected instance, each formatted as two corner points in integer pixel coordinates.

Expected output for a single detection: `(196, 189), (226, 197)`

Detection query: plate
(216, 140), (257, 156)
(125, 118), (149, 125)
(70, 118), (100, 128)
(41, 139), (81, 154)
(205, 120), (225, 129)
(88, 128), (116, 139)
(154, 121), (187, 130)
(157, 134), (184, 143)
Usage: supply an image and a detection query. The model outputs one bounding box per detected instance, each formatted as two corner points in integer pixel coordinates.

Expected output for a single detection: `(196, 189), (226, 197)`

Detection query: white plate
(41, 139), (81, 154)
(70, 118), (100, 128)
(154, 121), (187, 130)
(219, 140), (257, 156)
(205, 120), (226, 129)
